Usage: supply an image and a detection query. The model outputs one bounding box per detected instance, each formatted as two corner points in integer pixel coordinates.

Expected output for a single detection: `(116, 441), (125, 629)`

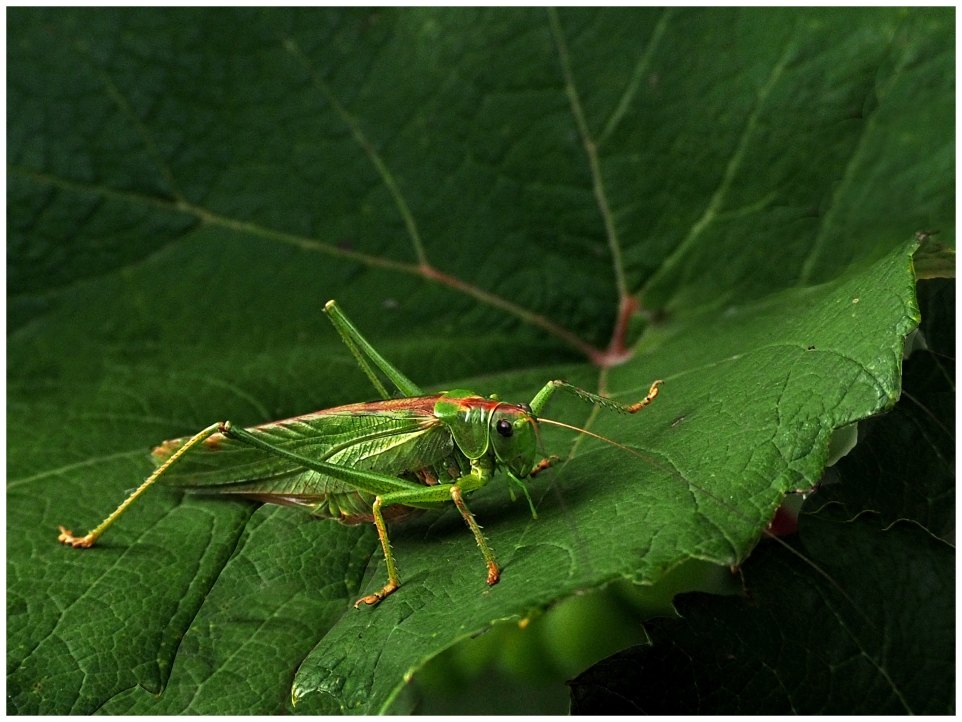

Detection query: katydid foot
(626, 379), (663, 412)
(57, 527), (96, 548)
(529, 455), (559, 477)
(354, 580), (399, 609)
(486, 560), (500, 586)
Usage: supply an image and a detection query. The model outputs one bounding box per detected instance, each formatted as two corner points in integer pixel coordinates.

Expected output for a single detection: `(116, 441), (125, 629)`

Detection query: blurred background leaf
(568, 510), (955, 714)
(7, 7), (953, 715)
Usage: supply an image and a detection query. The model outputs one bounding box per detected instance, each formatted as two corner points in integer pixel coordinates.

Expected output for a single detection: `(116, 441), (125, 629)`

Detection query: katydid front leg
(528, 379), (663, 416)
(529, 456), (559, 477)
(450, 485), (499, 586)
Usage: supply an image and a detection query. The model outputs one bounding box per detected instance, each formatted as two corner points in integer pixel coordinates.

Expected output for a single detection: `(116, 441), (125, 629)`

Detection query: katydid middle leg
(357, 495), (400, 607)
(221, 423), (500, 606)
(347, 476), (499, 606)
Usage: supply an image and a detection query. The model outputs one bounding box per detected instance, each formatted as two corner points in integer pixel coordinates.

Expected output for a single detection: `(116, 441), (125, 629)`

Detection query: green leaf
(7, 7), (952, 715)
(814, 331), (955, 536)
(96, 509), (376, 714)
(290, 242), (921, 713)
(567, 509), (955, 714)
(567, 276), (955, 715)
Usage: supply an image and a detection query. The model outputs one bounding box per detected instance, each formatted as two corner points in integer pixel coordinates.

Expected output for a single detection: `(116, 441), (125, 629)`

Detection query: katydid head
(489, 404), (540, 479)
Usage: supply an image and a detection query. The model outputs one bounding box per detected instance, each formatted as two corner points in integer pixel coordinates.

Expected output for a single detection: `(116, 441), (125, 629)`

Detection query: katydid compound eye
(496, 419), (513, 437)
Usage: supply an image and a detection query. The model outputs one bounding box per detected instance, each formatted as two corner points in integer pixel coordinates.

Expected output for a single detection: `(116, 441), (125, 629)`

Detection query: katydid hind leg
(58, 422), (224, 548)
(221, 422), (429, 498)
(323, 300), (424, 398)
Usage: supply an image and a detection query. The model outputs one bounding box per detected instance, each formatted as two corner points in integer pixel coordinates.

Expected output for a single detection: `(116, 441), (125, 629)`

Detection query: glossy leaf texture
(7, 8), (953, 714)
(568, 278), (955, 714)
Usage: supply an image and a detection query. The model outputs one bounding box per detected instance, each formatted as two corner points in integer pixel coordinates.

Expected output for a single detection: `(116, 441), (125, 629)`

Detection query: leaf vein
(547, 7), (629, 301)
(7, 449), (147, 490)
(271, 23), (429, 268)
(11, 165), (600, 358)
(798, 35), (911, 284)
(640, 39), (796, 305)
(598, 8), (673, 147)
(71, 41), (186, 204)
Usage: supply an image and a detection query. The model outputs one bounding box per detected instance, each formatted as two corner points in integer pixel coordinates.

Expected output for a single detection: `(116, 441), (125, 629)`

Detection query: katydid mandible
(58, 300), (662, 608)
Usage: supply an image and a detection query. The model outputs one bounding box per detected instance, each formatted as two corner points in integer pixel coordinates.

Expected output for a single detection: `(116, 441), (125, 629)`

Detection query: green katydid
(58, 300), (662, 608)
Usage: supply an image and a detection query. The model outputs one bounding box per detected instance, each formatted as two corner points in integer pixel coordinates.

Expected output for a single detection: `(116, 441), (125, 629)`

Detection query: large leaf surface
(7, 8), (953, 714)
(567, 291), (956, 714)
